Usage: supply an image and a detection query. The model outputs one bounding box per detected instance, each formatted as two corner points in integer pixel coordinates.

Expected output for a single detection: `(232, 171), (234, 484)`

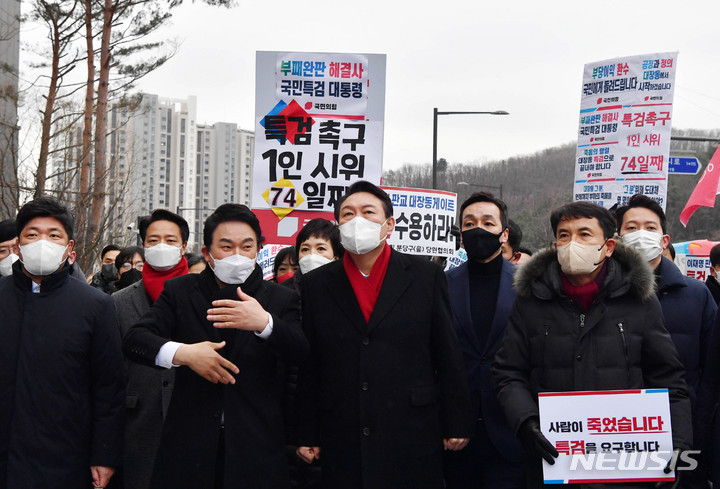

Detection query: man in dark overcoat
(296, 181), (474, 489)
(0, 197), (124, 489)
(112, 209), (190, 489)
(444, 191), (525, 488)
(123, 203), (308, 489)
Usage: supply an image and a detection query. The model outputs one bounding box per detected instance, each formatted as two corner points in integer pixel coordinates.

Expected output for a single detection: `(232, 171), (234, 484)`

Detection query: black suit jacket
(296, 249), (474, 489)
(123, 266), (308, 489)
(445, 258), (523, 463)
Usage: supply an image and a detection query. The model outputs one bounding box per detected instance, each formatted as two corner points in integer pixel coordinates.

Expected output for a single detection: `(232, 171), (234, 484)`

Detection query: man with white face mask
(493, 201), (691, 489)
(0, 197), (124, 489)
(124, 203), (307, 489)
(617, 195), (716, 408)
(112, 209), (189, 489)
(296, 181), (473, 489)
(616, 195), (716, 489)
(0, 219), (19, 277)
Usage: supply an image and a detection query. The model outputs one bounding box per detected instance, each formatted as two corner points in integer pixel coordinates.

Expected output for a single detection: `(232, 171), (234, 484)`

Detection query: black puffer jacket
(493, 244), (692, 486)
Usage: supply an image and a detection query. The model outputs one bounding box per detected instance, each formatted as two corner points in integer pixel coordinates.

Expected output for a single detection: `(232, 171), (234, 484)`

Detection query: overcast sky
(26, 0), (720, 171)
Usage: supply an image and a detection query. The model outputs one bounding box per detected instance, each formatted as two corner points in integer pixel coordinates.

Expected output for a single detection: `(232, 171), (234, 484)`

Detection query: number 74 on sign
(261, 178), (306, 219)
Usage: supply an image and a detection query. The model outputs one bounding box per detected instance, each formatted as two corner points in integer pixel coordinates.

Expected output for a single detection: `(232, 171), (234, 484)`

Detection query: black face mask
(116, 268), (142, 290)
(101, 263), (118, 282)
(462, 227), (504, 261)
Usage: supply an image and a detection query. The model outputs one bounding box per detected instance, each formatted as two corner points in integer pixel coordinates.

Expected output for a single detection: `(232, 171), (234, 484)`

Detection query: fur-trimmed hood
(514, 242), (656, 302)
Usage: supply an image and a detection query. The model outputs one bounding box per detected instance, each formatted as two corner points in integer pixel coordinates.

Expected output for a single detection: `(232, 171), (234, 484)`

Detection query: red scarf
(142, 256), (189, 303)
(561, 261), (607, 312)
(343, 243), (392, 323)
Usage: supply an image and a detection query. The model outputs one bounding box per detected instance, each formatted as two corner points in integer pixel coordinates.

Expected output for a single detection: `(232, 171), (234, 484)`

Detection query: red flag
(680, 146), (720, 227)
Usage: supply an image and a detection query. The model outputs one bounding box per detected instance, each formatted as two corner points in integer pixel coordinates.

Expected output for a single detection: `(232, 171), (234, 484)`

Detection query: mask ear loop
(593, 239), (609, 267)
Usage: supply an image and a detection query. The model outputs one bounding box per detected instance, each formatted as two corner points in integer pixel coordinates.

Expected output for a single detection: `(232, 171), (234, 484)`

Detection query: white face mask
(556, 241), (605, 276)
(339, 216), (387, 255)
(19, 240), (69, 276)
(621, 229), (664, 262)
(144, 243), (182, 271)
(210, 253), (256, 285)
(298, 253), (333, 274)
(0, 253), (18, 277)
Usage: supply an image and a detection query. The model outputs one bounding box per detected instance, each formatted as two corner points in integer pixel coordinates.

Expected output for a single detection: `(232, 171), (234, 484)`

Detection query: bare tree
(30, 0), (85, 198)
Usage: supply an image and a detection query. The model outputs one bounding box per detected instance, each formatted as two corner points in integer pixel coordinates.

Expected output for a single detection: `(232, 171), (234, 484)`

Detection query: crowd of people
(0, 181), (719, 489)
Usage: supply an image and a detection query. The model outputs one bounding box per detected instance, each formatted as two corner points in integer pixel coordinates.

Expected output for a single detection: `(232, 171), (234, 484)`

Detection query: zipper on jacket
(542, 325), (549, 388)
(580, 314), (585, 328)
(617, 322), (630, 378)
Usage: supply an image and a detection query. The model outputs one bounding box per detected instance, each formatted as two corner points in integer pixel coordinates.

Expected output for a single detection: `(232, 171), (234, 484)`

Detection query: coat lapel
(325, 262), (367, 334)
(366, 251), (411, 334)
(190, 269), (223, 343)
(483, 260), (516, 354)
(448, 263), (484, 355)
(131, 282), (152, 319)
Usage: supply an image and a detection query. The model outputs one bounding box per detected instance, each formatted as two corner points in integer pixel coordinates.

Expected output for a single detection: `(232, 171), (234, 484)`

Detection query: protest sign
(255, 209), (336, 246)
(574, 52), (678, 210)
(257, 244), (291, 280)
(539, 389), (674, 484)
(444, 247), (468, 271)
(253, 51), (386, 226)
(384, 186), (457, 257)
(676, 255), (711, 282)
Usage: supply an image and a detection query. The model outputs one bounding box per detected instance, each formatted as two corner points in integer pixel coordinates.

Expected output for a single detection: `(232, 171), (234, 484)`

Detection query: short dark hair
(203, 204), (264, 249)
(101, 244), (121, 260)
(506, 219), (523, 252)
(710, 244), (720, 267)
(0, 219), (16, 242)
(273, 246), (298, 277)
(16, 197), (74, 240)
(550, 202), (616, 240)
(666, 243), (675, 260)
(334, 181), (393, 221)
(139, 209), (190, 243)
(614, 194), (667, 234)
(517, 246), (533, 256)
(459, 191), (508, 230)
(114, 246), (144, 271)
(296, 218), (343, 259)
(185, 252), (206, 268)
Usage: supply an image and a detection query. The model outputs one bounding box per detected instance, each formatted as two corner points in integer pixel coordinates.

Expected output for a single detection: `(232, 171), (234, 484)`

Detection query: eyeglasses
(120, 262), (144, 271)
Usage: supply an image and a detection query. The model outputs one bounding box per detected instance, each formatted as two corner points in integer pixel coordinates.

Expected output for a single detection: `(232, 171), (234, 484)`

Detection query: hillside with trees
(383, 129), (720, 252)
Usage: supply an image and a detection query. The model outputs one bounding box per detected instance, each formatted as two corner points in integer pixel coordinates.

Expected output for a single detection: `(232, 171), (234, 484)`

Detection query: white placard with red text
(539, 389), (674, 484)
(574, 52), (678, 210)
(253, 51), (386, 218)
(676, 255), (711, 282)
(383, 186), (457, 257)
(257, 244), (291, 280)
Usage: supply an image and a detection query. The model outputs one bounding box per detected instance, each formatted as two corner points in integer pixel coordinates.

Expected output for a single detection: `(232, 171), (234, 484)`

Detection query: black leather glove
(654, 467), (680, 489)
(519, 417), (559, 465)
(654, 450), (683, 489)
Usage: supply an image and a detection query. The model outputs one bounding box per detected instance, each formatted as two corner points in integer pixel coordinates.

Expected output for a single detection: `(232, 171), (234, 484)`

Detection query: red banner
(254, 209), (336, 246)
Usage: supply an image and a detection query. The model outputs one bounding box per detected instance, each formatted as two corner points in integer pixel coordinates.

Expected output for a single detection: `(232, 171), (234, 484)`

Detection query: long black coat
(493, 244), (692, 489)
(0, 261), (125, 489)
(112, 280), (175, 489)
(296, 250), (474, 489)
(123, 265), (308, 489)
